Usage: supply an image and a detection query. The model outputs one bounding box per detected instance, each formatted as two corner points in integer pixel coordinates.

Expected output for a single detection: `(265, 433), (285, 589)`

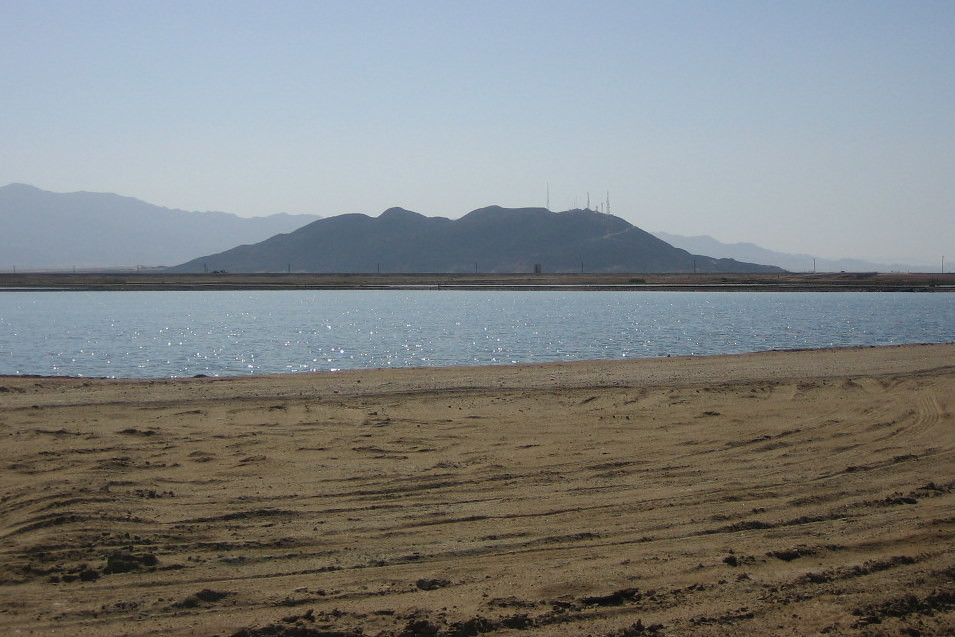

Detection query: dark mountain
(0, 184), (320, 269)
(171, 205), (783, 274)
(652, 231), (928, 273)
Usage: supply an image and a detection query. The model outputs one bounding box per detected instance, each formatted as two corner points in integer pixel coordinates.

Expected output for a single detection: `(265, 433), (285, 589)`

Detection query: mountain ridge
(0, 184), (321, 268)
(652, 231), (931, 273)
(4, 184), (935, 273)
(171, 206), (783, 274)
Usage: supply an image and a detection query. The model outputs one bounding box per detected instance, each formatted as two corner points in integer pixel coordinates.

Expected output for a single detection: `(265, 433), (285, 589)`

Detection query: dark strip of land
(2, 271), (954, 292)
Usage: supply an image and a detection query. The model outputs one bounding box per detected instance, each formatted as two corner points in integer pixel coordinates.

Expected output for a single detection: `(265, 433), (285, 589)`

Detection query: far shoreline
(1, 271), (954, 292)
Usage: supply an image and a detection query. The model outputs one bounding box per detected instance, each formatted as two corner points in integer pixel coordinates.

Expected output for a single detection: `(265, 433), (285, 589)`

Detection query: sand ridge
(1, 343), (954, 636)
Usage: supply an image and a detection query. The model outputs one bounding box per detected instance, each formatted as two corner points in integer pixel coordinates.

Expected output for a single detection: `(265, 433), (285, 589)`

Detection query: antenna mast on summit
(546, 182), (550, 210)
(606, 191), (610, 215)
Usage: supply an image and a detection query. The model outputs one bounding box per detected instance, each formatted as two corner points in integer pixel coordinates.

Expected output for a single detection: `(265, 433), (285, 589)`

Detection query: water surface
(1, 290), (953, 377)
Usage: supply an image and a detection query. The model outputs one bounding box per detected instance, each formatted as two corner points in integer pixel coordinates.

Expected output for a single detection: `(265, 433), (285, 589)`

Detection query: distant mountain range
(170, 205), (782, 274)
(652, 232), (927, 273)
(5, 184), (921, 274)
(0, 184), (320, 269)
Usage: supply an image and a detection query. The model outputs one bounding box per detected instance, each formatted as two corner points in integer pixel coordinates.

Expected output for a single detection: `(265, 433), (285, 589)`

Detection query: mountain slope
(172, 205), (783, 274)
(0, 184), (320, 268)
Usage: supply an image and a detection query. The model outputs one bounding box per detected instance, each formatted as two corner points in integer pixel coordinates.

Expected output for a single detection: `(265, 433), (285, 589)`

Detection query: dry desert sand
(2, 343), (955, 636)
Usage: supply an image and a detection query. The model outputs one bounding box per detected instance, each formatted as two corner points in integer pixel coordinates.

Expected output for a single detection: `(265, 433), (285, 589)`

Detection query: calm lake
(1, 290), (953, 378)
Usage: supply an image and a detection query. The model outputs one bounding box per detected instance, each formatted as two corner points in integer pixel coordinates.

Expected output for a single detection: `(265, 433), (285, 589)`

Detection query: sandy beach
(2, 343), (954, 636)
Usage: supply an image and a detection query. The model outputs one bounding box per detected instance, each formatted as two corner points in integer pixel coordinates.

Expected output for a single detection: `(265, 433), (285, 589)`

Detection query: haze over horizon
(3, 1), (953, 267)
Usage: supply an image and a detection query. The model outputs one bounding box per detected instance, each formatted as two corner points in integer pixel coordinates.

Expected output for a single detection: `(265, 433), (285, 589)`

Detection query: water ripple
(1, 290), (953, 377)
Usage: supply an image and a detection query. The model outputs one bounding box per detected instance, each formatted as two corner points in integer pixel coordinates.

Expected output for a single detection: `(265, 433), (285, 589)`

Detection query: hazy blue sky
(3, 1), (953, 265)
